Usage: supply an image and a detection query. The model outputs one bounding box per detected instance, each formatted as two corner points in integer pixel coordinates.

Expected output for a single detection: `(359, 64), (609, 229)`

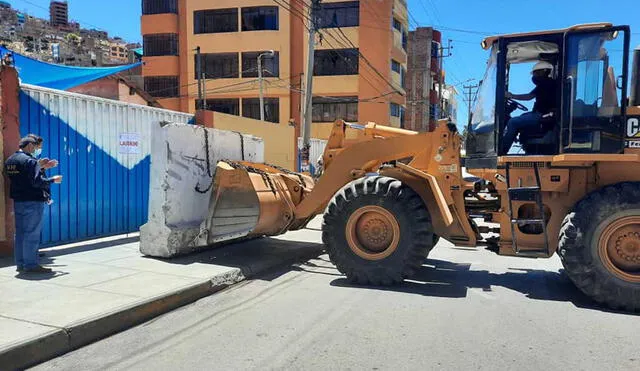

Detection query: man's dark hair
(19, 136), (36, 148)
(27, 134), (43, 145)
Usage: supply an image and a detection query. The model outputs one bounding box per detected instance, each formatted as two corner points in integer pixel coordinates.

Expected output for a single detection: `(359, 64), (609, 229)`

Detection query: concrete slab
(0, 317), (59, 352)
(0, 280), (135, 327)
(86, 271), (203, 298)
(140, 124), (265, 258)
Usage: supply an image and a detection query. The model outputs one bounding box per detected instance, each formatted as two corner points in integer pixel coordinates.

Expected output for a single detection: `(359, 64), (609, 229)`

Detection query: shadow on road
(329, 258), (638, 315)
(151, 237), (326, 282)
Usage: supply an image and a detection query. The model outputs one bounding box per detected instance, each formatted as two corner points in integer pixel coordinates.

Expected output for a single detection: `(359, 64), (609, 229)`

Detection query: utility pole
(300, 0), (321, 172)
(438, 39), (453, 119)
(463, 82), (479, 126)
(195, 46), (203, 110)
(258, 50), (275, 122)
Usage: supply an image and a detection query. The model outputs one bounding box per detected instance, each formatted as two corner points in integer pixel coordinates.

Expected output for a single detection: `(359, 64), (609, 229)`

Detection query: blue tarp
(0, 46), (142, 90)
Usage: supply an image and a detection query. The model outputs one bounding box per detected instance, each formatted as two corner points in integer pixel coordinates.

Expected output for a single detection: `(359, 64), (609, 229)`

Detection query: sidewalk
(0, 221), (324, 370)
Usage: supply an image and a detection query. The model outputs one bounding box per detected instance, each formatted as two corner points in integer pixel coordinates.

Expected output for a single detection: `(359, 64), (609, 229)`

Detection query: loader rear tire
(323, 176), (435, 285)
(558, 182), (640, 312)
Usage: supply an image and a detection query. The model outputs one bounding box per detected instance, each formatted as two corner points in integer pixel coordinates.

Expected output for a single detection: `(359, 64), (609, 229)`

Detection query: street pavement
(33, 225), (640, 371)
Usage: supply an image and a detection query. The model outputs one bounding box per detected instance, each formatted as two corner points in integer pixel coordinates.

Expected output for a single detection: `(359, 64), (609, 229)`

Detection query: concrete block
(140, 123), (264, 258)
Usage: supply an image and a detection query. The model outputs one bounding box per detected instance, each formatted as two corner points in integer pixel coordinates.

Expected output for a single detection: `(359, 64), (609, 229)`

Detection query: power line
(276, 0), (403, 97)
(323, 28), (392, 95)
(272, 0), (312, 32)
(269, 79), (396, 104)
(318, 32), (386, 96)
(151, 73), (304, 100)
(333, 26), (403, 95)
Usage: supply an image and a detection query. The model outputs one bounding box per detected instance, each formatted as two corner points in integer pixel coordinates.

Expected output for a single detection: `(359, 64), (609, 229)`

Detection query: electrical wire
(276, 0), (403, 97)
(165, 73), (304, 100)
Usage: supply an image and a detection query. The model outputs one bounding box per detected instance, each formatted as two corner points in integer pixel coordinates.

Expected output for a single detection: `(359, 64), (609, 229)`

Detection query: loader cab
(465, 23), (631, 169)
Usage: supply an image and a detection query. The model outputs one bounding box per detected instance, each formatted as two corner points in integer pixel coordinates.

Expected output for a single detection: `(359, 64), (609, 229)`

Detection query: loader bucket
(200, 161), (313, 245)
(202, 161), (261, 244)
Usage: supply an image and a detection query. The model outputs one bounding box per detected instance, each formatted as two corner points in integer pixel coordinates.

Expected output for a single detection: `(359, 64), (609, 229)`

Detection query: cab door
(561, 26), (630, 153)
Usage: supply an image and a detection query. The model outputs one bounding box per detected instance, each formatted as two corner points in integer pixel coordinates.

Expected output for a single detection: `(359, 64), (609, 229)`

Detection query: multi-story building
(141, 0), (409, 139)
(405, 26), (442, 132)
(109, 42), (129, 64)
(442, 84), (458, 124)
(49, 1), (68, 28)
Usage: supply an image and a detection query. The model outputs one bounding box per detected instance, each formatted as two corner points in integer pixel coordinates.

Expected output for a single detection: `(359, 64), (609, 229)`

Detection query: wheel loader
(201, 23), (640, 311)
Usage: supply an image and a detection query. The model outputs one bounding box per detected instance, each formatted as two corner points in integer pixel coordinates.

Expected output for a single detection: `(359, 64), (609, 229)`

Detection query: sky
(8, 0), (640, 127)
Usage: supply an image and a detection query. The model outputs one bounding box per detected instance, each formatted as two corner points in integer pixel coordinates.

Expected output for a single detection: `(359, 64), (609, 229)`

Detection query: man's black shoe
(24, 266), (53, 274)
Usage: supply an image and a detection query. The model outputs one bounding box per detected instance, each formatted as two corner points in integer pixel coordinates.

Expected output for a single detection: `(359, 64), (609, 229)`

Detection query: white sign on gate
(119, 133), (141, 154)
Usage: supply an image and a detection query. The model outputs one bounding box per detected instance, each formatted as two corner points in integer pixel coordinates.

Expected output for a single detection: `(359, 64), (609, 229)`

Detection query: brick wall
(0, 66), (21, 256)
(406, 27), (441, 132)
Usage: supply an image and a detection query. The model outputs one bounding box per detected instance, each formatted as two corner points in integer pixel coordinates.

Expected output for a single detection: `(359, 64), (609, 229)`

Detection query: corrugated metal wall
(19, 84), (194, 246)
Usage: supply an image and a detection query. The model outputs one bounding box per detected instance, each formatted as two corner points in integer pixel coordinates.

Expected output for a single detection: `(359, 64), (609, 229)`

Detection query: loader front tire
(558, 182), (640, 312)
(323, 176), (434, 285)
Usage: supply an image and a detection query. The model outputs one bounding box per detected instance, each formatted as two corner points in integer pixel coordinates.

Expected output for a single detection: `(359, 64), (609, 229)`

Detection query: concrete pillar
(0, 66), (20, 257)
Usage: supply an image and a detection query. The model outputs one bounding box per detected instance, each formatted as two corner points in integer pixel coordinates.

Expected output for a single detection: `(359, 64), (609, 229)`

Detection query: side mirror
(617, 75), (624, 90)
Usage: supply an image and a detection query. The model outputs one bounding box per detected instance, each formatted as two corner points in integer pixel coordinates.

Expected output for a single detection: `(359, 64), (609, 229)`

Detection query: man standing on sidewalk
(28, 134), (59, 258)
(4, 136), (62, 273)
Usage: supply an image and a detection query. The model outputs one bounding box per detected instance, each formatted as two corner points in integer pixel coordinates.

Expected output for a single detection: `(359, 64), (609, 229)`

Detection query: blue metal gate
(19, 84), (194, 246)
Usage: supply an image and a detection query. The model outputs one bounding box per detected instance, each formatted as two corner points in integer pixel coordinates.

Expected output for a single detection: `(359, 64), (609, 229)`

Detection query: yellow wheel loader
(202, 23), (640, 311)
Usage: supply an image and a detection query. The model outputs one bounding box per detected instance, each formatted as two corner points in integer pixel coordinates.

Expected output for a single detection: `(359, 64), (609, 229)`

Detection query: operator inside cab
(501, 61), (557, 154)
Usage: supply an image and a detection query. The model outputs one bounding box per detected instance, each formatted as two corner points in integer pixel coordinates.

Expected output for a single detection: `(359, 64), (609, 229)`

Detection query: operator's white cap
(532, 61), (554, 74)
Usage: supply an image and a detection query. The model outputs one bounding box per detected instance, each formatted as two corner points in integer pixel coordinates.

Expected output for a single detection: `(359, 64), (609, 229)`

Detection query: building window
(320, 1), (359, 28)
(241, 6), (279, 31)
(402, 31), (408, 50)
(312, 96), (358, 122)
(400, 66), (407, 89)
(242, 98), (279, 123)
(198, 98), (240, 115)
(392, 18), (402, 32)
(142, 0), (177, 15)
(391, 59), (400, 73)
(390, 102), (400, 117)
(241, 51), (280, 77)
(143, 34), (178, 56)
(194, 8), (238, 34)
(144, 76), (179, 98)
(196, 53), (239, 79)
(431, 40), (440, 58)
(314, 49), (359, 76)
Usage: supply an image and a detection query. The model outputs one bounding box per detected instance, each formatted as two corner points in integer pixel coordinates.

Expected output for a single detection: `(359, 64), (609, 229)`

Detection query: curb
(0, 245), (324, 370)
